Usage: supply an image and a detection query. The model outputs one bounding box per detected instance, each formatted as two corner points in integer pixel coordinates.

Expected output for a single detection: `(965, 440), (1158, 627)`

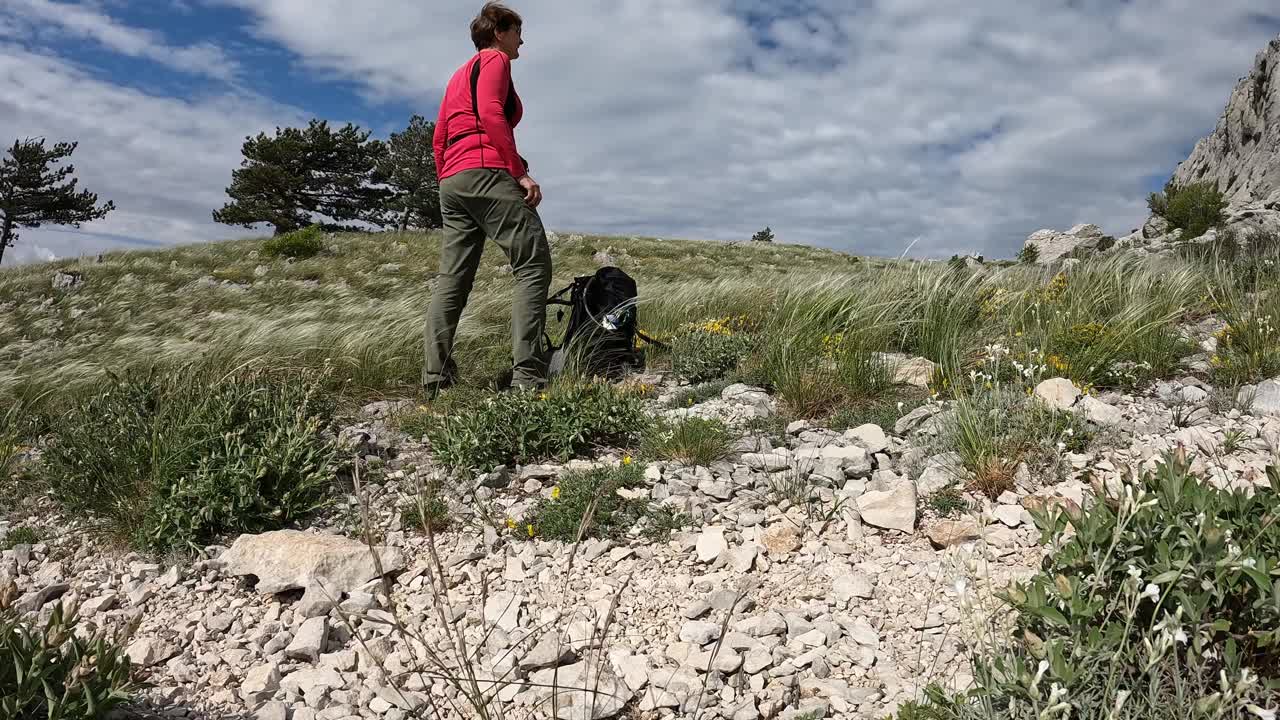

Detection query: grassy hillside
(3, 228), (1279, 416)
(0, 230), (872, 404)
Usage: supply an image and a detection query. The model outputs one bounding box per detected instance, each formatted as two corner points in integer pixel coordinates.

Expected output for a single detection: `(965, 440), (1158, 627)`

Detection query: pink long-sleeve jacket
(433, 49), (527, 181)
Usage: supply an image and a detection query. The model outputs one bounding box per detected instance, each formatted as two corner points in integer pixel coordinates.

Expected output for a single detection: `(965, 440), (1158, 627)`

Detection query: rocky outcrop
(1171, 37), (1280, 208)
(1022, 224), (1114, 263)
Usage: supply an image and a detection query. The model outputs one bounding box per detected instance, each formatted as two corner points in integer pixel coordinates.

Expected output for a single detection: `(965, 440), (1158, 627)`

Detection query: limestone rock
(1035, 378), (1080, 411)
(760, 525), (802, 555)
(1252, 379), (1280, 417)
(695, 526), (729, 563)
(875, 353), (937, 388)
(1171, 37), (1280, 207)
(216, 530), (405, 596)
(856, 483), (917, 532)
(1023, 224), (1111, 263)
(926, 520), (982, 549)
(126, 637), (178, 668)
(844, 424), (888, 454)
(1079, 395), (1123, 426)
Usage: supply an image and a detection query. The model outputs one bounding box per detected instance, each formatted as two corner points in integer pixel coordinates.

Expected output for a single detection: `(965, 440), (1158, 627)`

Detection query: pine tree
(379, 115), (441, 232)
(0, 138), (115, 266)
(213, 119), (393, 235)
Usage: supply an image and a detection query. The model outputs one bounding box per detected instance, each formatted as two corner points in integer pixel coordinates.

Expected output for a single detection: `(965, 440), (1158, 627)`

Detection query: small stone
(844, 424), (888, 454)
(1078, 395), (1123, 426)
(205, 612), (233, 633)
(520, 635), (577, 671)
(255, 702), (288, 720)
(993, 505), (1024, 528)
(926, 520), (982, 549)
(1035, 378), (1080, 411)
(126, 638), (177, 668)
(832, 573), (874, 603)
(683, 601), (713, 620)
(760, 525), (802, 555)
(81, 594), (118, 615)
(726, 544), (759, 573)
(285, 617), (328, 663)
(679, 621), (722, 646)
(856, 483), (917, 532)
(695, 526), (729, 563)
(484, 592), (523, 633)
(242, 663), (282, 697)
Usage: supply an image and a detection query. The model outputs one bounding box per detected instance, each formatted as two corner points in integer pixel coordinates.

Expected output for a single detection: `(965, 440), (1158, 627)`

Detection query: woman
(424, 1), (551, 396)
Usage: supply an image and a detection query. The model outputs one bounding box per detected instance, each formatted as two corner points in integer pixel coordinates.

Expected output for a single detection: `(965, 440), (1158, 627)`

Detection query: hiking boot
(422, 375), (457, 400)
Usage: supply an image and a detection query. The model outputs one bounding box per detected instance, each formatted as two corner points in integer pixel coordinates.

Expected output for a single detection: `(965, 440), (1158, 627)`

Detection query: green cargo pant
(423, 168), (553, 389)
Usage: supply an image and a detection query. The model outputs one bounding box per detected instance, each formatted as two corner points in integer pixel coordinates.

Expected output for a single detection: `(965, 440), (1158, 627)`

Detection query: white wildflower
(1142, 583), (1160, 602)
(1127, 564), (1141, 580)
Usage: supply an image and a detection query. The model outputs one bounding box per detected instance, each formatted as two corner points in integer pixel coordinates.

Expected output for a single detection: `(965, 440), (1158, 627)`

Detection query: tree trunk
(0, 215), (12, 267)
(398, 206), (411, 233)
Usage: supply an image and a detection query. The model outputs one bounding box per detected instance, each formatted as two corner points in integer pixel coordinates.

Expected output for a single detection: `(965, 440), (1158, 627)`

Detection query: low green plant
(1148, 179), (1227, 240)
(907, 453), (1280, 719)
(518, 462), (649, 542)
(402, 493), (451, 533)
(926, 485), (970, 518)
(1211, 294), (1280, 385)
(426, 379), (647, 476)
(670, 319), (755, 384)
(941, 388), (1092, 498)
(663, 379), (734, 408)
(0, 526), (37, 551)
(640, 505), (692, 542)
(39, 364), (339, 553)
(0, 589), (138, 717)
(262, 224), (325, 260)
(640, 416), (734, 467)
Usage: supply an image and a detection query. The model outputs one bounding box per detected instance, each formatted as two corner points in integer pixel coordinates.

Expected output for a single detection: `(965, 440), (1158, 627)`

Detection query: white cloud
(207, 0), (1280, 257)
(0, 0), (239, 81)
(4, 1), (1280, 266)
(0, 42), (306, 265)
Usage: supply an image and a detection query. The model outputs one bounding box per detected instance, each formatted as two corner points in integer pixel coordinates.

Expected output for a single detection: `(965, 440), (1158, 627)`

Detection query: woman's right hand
(517, 174), (542, 208)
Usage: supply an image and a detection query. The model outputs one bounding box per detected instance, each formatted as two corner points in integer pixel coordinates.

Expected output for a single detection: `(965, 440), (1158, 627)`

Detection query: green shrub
(640, 416), (734, 467)
(0, 593), (137, 717)
(906, 453), (1280, 719)
(925, 485), (970, 518)
(263, 225), (325, 259)
(751, 226), (775, 243)
(663, 379), (734, 408)
(518, 462), (649, 542)
(1148, 180), (1227, 240)
(1017, 244), (1040, 264)
(941, 388), (1092, 498)
(40, 365), (339, 553)
(426, 380), (647, 475)
(402, 493), (451, 533)
(670, 321), (755, 384)
(1211, 293), (1280, 385)
(0, 526), (37, 551)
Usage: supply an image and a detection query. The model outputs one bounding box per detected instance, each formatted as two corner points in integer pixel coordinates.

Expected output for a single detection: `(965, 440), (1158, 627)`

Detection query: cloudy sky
(1, 0), (1278, 265)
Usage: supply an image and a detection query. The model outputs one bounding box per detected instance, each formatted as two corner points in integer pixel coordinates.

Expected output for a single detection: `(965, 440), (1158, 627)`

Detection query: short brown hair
(471, 2), (522, 51)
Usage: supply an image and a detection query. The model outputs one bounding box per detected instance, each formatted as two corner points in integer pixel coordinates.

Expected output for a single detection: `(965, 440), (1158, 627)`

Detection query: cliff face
(1172, 36), (1280, 208)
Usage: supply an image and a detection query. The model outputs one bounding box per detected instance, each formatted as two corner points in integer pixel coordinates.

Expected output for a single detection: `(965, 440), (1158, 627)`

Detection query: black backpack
(546, 266), (658, 380)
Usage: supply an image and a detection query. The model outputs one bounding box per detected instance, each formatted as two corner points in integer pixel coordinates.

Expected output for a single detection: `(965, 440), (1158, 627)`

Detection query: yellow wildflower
(505, 517), (516, 529)
(551, 486), (561, 500)
(539, 392), (549, 401)
(622, 455), (633, 466)
(526, 524), (536, 537)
